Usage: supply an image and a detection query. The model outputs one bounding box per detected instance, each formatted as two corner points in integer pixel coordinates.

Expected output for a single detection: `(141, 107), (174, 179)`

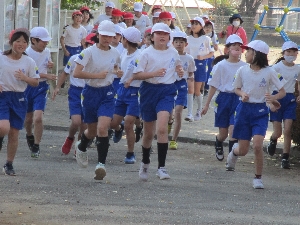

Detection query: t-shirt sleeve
(207, 64), (221, 88)
(188, 56), (196, 73)
(133, 53), (148, 73)
(270, 69), (286, 90)
(74, 48), (91, 67)
(233, 67), (243, 89)
(207, 37), (214, 53)
(28, 59), (40, 79)
(61, 26), (69, 38)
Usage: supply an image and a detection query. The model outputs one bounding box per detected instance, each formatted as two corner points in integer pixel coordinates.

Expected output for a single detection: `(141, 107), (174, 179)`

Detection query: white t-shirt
(233, 65), (286, 103)
(135, 14), (151, 38)
(209, 59), (247, 93)
(206, 33), (219, 45)
(74, 44), (120, 87)
(272, 61), (300, 93)
(61, 25), (87, 47)
(186, 35), (214, 58)
(111, 43), (125, 79)
(176, 53), (195, 81)
(0, 54), (39, 92)
(82, 24), (93, 35)
(133, 45), (181, 84)
(117, 22), (127, 29)
(64, 54), (85, 88)
(26, 46), (51, 82)
(120, 49), (142, 87)
(94, 14), (111, 25)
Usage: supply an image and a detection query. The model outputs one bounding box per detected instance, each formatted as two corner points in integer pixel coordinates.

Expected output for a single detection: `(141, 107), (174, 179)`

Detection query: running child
(80, 6), (94, 34)
(226, 40), (286, 189)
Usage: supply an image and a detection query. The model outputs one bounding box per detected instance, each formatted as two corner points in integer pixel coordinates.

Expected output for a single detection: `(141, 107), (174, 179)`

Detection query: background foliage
(61, 0), (103, 10)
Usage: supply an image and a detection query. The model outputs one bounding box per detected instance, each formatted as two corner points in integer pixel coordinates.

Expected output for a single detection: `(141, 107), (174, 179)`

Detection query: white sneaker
(139, 162), (149, 181)
(156, 167), (171, 180)
(194, 109), (201, 121)
(75, 141), (88, 168)
(94, 163), (106, 180)
(226, 143), (238, 171)
(184, 114), (194, 122)
(253, 178), (264, 189)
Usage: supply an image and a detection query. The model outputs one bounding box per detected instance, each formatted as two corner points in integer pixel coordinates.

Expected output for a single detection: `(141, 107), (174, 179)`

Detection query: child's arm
(201, 86), (217, 116)
(235, 88), (249, 102)
(81, 38), (86, 49)
(73, 63), (108, 79)
(297, 81), (300, 103)
(197, 52), (214, 60)
(60, 36), (70, 56)
(52, 71), (69, 100)
(14, 69), (39, 87)
(132, 68), (166, 80)
(265, 87), (286, 102)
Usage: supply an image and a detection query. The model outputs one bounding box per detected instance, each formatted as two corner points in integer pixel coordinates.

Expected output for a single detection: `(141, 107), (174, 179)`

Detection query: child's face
(124, 19), (133, 27)
(32, 38), (49, 52)
(284, 49), (298, 57)
(112, 33), (122, 45)
(105, 7), (113, 15)
(228, 43), (242, 58)
(111, 16), (121, 24)
(144, 35), (151, 46)
(160, 18), (171, 26)
(173, 39), (187, 52)
(82, 11), (90, 22)
(151, 31), (169, 48)
(73, 15), (83, 24)
(245, 48), (255, 64)
(204, 25), (212, 34)
(12, 35), (28, 54)
(134, 11), (142, 18)
(152, 17), (159, 25)
(99, 34), (113, 49)
(191, 21), (202, 33)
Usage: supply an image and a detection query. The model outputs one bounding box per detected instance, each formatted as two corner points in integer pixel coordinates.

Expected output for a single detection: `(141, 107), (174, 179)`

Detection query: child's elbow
(32, 79), (39, 87)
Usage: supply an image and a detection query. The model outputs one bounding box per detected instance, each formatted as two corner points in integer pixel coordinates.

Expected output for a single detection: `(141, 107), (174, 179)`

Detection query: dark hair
(173, 37), (187, 43)
(126, 39), (138, 48)
(30, 37), (40, 45)
(274, 56), (284, 64)
(81, 10), (94, 23)
(212, 55), (228, 67)
(93, 34), (99, 43)
(252, 49), (269, 68)
(190, 29), (205, 37)
(170, 21), (175, 30)
(3, 32), (29, 56)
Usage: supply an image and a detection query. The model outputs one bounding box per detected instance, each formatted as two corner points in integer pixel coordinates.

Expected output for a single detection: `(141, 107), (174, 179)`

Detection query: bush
(61, 0), (103, 10)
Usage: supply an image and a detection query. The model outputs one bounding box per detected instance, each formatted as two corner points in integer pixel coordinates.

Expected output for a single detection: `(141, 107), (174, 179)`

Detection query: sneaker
(139, 162), (149, 181)
(267, 137), (277, 156)
(253, 178), (264, 189)
(135, 126), (143, 143)
(226, 143), (238, 171)
(150, 146), (154, 154)
(3, 163), (16, 176)
(124, 155), (136, 164)
(156, 167), (171, 180)
(281, 159), (290, 169)
(61, 137), (74, 155)
(194, 109), (201, 121)
(94, 163), (106, 180)
(216, 148), (224, 161)
(113, 123), (124, 143)
(26, 135), (35, 151)
(31, 145), (40, 159)
(75, 141), (88, 168)
(169, 140), (178, 150)
(184, 114), (194, 122)
(168, 122), (173, 134)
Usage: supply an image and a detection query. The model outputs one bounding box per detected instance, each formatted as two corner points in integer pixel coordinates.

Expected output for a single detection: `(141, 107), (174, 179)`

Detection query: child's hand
(46, 74), (58, 81)
(64, 50), (70, 56)
(197, 55), (203, 60)
(0, 85), (2, 93)
(99, 71), (109, 78)
(201, 105), (209, 116)
(14, 69), (27, 82)
(47, 61), (54, 69)
(241, 91), (249, 102)
(265, 93), (275, 104)
(124, 77), (133, 88)
(269, 100), (281, 112)
(155, 68), (166, 77)
(176, 65), (184, 78)
(116, 70), (124, 78)
(52, 88), (59, 101)
(297, 96), (300, 103)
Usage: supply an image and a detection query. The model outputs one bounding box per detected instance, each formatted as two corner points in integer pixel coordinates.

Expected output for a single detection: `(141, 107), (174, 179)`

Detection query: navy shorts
(214, 92), (239, 128)
(270, 92), (296, 122)
(68, 85), (84, 117)
(114, 84), (140, 117)
(205, 57), (214, 89)
(63, 45), (83, 66)
(82, 84), (115, 123)
(233, 102), (269, 141)
(25, 81), (49, 113)
(174, 79), (187, 107)
(139, 82), (177, 122)
(112, 78), (121, 95)
(0, 91), (27, 130)
(194, 59), (207, 82)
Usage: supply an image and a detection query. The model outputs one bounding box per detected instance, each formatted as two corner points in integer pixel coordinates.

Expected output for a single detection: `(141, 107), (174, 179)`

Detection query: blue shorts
(174, 79), (187, 107)
(63, 45), (83, 66)
(112, 78), (121, 94)
(82, 84), (115, 123)
(25, 81), (49, 113)
(214, 92), (239, 128)
(205, 57), (214, 89)
(194, 59), (207, 82)
(270, 92), (296, 122)
(114, 84), (140, 117)
(0, 91), (27, 130)
(233, 102), (269, 141)
(139, 82), (177, 122)
(68, 85), (84, 117)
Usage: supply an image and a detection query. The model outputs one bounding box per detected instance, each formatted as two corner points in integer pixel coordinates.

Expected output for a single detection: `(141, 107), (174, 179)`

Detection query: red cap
(112, 8), (123, 17)
(152, 5), (162, 11)
(72, 10), (83, 17)
(80, 6), (90, 12)
(145, 28), (152, 34)
(123, 12), (134, 19)
(86, 33), (96, 45)
(142, 11), (148, 15)
(92, 24), (99, 33)
(9, 28), (30, 40)
(159, 11), (172, 19)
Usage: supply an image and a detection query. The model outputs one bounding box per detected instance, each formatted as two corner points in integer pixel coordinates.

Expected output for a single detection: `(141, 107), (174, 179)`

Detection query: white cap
(170, 12), (176, 19)
(282, 41), (298, 51)
(98, 20), (116, 36)
(187, 24), (191, 28)
(202, 15), (209, 19)
(134, 2), (143, 12)
(242, 40), (269, 54)
(172, 31), (187, 39)
(226, 34), (243, 45)
(190, 17), (204, 27)
(114, 24), (124, 35)
(153, 12), (161, 18)
(30, 27), (52, 41)
(123, 27), (141, 43)
(151, 22), (171, 34)
(105, 1), (115, 8)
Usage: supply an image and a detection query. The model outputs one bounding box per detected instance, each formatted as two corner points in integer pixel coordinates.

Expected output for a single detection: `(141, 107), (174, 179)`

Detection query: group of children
(0, 3), (299, 190)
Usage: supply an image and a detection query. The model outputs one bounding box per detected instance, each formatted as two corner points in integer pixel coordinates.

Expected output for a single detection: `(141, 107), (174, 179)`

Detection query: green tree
(206, 0), (238, 16)
(237, 0), (263, 17)
(61, 0), (103, 10)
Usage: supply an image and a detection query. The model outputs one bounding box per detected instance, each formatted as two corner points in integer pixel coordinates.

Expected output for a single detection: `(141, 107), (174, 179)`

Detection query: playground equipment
(251, 0), (300, 49)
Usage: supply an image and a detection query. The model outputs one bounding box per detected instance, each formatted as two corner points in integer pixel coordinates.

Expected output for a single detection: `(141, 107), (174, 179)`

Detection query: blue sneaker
(113, 123), (124, 143)
(124, 154), (136, 164)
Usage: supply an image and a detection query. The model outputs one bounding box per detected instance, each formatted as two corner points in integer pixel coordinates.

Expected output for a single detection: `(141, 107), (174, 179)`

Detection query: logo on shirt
(259, 78), (267, 87)
(127, 60), (135, 71)
(183, 62), (188, 71)
(78, 52), (84, 60)
(135, 59), (139, 67)
(35, 67), (39, 75)
(199, 43), (204, 51)
(277, 74), (283, 81)
(67, 61), (71, 69)
(169, 58), (175, 68)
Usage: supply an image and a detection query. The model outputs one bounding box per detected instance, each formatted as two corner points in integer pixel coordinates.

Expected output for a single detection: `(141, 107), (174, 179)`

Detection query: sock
(0, 137), (4, 143)
(255, 174), (262, 179)
(195, 95), (201, 110)
(229, 140), (238, 153)
(187, 94), (193, 115)
(78, 132), (91, 152)
(96, 136), (110, 164)
(142, 146), (151, 164)
(157, 142), (168, 168)
(6, 160), (13, 165)
(282, 153), (289, 160)
(215, 136), (223, 150)
(199, 94), (203, 110)
(126, 152), (134, 158)
(67, 137), (74, 141)
(270, 136), (277, 144)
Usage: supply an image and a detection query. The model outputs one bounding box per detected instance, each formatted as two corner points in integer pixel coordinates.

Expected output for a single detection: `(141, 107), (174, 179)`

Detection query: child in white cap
(24, 27), (56, 159)
(94, 1), (115, 25)
(267, 41), (300, 169)
(201, 34), (247, 161)
(0, 29), (39, 175)
(227, 40), (286, 189)
(133, 2), (151, 39)
(132, 23), (183, 181)
(73, 20), (121, 181)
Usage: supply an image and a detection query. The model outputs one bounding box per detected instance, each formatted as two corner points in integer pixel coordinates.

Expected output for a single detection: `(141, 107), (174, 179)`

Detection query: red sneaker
(61, 137), (74, 155)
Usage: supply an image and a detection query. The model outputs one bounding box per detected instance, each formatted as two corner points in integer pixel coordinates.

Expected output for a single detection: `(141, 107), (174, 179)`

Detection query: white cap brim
(99, 31), (116, 36)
